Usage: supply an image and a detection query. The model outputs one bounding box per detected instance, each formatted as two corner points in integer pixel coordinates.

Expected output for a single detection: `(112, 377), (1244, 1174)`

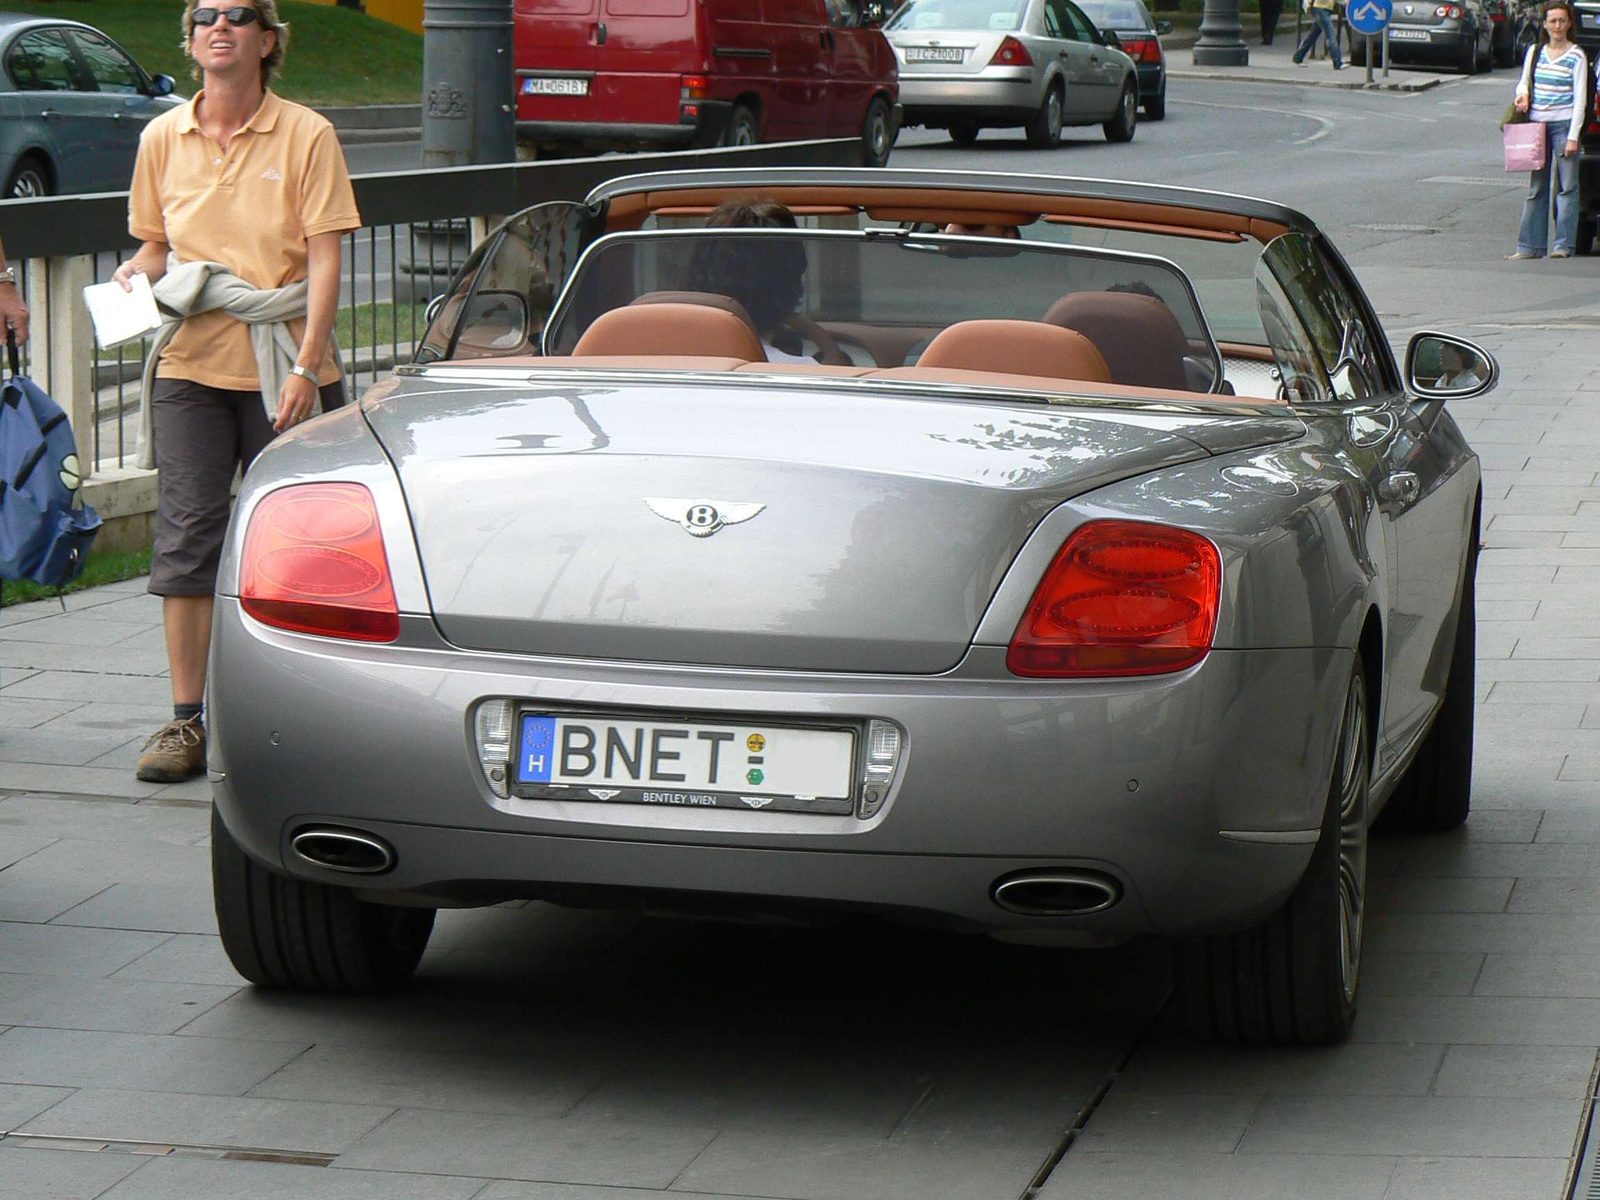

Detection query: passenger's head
(942, 222), (1021, 239)
(1439, 343), (1468, 374)
(183, 1), (289, 86)
(688, 198), (808, 336)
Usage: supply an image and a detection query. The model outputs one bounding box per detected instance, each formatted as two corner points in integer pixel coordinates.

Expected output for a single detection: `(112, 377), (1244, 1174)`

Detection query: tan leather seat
(916, 319), (1112, 384)
(630, 290), (760, 331)
(572, 302), (765, 361)
(1043, 292), (1191, 391)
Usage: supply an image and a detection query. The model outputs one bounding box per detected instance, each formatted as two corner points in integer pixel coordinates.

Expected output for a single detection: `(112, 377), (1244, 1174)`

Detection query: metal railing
(2, 138), (859, 487)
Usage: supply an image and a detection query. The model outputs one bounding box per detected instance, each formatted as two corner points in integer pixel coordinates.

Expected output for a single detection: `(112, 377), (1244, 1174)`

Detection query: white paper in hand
(83, 274), (163, 350)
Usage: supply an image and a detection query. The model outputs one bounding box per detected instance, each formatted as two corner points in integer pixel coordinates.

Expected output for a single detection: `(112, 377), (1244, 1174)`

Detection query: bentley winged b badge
(645, 498), (766, 538)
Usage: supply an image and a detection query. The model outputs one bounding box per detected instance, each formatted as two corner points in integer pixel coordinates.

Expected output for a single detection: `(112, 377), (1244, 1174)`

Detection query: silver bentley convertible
(207, 167), (1490, 1045)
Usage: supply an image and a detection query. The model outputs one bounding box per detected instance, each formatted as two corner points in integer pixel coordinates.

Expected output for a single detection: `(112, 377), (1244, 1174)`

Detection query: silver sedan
(882, 0), (1140, 145)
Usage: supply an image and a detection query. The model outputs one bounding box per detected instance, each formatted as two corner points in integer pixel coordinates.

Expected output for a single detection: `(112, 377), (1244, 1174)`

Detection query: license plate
(1387, 27), (1429, 38)
(521, 77), (589, 96)
(514, 712), (856, 813)
(907, 46), (966, 62)
(1585, 12), (1600, 26)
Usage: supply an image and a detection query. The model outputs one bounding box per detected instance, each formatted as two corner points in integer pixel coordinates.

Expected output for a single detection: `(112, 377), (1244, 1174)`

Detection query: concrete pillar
(26, 254), (96, 480)
(1193, 0), (1250, 65)
(421, 0), (515, 169)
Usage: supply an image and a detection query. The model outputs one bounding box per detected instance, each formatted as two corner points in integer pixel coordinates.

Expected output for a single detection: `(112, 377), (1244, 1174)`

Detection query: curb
(316, 103), (421, 146)
(1168, 66), (1443, 90)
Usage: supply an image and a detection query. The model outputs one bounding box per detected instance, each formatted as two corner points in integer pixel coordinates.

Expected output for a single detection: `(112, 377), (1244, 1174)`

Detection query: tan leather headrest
(1043, 292), (1191, 391)
(573, 302), (765, 361)
(631, 290), (759, 331)
(917, 320), (1112, 383)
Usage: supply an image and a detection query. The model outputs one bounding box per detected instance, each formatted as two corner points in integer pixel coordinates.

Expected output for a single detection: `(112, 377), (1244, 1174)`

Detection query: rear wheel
(723, 104), (759, 147)
(1180, 666), (1369, 1045)
(1143, 84), (1166, 121)
(1103, 82), (1137, 143)
(1377, 537), (1476, 832)
(1576, 215), (1596, 256)
(1350, 39), (1368, 67)
(212, 808), (435, 993)
(861, 96), (894, 167)
(5, 154), (49, 200)
(1493, 29), (1514, 67)
(949, 120), (980, 145)
(1458, 37), (1476, 73)
(1025, 83), (1064, 148)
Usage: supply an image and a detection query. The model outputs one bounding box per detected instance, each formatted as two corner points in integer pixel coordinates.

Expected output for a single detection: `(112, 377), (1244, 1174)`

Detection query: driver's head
(687, 199), (808, 336)
(942, 222), (1021, 239)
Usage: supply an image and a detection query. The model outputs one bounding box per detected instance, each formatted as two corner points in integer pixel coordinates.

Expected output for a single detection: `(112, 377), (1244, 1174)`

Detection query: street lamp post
(421, 0), (515, 169)
(1192, 0), (1250, 65)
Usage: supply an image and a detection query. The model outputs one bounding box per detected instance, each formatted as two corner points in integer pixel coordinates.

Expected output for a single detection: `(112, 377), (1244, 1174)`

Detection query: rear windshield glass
(537, 229), (1221, 391)
(884, 0), (1026, 31)
(1073, 0), (1147, 25)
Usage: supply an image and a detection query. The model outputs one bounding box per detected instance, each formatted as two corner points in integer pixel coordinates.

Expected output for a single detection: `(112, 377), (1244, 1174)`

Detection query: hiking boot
(135, 716), (206, 783)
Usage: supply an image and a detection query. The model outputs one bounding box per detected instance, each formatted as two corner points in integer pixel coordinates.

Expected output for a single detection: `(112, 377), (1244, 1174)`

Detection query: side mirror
(149, 74), (175, 97)
(1405, 332), (1498, 400)
(1155, 18), (1174, 33)
(450, 289), (534, 356)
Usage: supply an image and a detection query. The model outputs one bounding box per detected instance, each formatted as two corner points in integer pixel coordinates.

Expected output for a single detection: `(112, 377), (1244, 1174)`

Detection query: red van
(514, 0), (900, 165)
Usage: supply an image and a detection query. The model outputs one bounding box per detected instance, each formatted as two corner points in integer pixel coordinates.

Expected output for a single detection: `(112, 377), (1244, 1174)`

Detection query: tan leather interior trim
(447, 355), (753, 371)
(863, 208), (1039, 226)
(631, 187), (1289, 240)
(1217, 341), (1276, 362)
(1041, 214), (1244, 243)
(652, 204), (860, 217)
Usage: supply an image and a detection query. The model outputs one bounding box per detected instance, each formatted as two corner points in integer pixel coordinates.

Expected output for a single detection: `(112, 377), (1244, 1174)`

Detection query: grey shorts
(148, 377), (345, 597)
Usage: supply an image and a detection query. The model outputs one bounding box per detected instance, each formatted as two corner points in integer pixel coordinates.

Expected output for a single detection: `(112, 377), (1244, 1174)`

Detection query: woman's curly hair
(182, 1), (290, 87)
(686, 199), (808, 336)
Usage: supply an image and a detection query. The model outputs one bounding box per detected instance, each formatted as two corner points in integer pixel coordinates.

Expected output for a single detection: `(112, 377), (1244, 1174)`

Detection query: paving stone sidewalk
(0, 323), (1598, 1198)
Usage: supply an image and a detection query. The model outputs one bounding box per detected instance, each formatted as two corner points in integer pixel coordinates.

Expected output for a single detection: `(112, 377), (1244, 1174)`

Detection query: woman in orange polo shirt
(113, 0), (361, 783)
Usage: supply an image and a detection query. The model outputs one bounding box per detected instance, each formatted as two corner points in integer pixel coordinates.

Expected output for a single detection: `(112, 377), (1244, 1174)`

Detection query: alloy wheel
(9, 169), (46, 199)
(1335, 678), (1369, 1004)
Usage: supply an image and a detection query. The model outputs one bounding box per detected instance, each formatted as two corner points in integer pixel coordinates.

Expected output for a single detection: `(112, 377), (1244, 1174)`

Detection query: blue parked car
(0, 13), (181, 199)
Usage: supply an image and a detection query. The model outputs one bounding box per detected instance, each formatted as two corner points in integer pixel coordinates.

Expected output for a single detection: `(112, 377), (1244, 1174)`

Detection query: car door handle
(40, 108), (56, 120)
(1378, 472), (1420, 503)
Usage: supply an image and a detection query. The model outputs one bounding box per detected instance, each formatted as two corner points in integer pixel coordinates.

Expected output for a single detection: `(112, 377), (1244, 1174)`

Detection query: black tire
(1576, 215), (1596, 256)
(1458, 37), (1476, 74)
(1025, 83), (1065, 148)
(1376, 538), (1476, 833)
(211, 808), (435, 993)
(1493, 31), (1514, 68)
(948, 120), (979, 145)
(723, 104), (759, 148)
(5, 154), (50, 200)
(1103, 81), (1137, 143)
(1180, 667), (1369, 1045)
(1143, 84), (1166, 121)
(861, 95), (894, 168)
(1350, 39), (1368, 67)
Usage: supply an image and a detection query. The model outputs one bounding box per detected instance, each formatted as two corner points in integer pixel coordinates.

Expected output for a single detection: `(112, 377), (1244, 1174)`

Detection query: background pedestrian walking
(1507, 0), (1589, 259)
(1293, 0), (1345, 68)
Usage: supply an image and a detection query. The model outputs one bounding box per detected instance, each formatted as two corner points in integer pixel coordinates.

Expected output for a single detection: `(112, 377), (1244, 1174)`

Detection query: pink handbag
(1504, 121), (1548, 172)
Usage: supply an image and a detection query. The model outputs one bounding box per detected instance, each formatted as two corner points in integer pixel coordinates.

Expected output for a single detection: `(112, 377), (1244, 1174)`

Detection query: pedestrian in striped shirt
(1508, 0), (1590, 259)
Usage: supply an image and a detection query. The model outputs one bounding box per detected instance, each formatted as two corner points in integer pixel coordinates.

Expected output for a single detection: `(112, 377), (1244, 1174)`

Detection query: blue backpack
(0, 335), (101, 589)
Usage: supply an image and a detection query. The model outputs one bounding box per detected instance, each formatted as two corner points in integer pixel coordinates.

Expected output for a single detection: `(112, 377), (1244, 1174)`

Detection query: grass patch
(5, 1), (423, 107)
(337, 301), (430, 353)
(1, 547), (152, 608)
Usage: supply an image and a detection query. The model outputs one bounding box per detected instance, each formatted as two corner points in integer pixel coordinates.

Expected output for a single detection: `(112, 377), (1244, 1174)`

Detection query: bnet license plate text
(516, 714), (854, 801)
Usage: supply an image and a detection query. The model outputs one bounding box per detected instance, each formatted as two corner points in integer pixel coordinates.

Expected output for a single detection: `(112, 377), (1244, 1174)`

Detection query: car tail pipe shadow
(990, 869), (1122, 916)
(289, 826), (397, 876)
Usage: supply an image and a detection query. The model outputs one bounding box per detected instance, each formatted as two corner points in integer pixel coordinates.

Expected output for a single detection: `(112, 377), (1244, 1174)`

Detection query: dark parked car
(1075, 0), (1169, 120)
(0, 13), (181, 199)
(1351, 0), (1495, 72)
(1575, 0), (1600, 251)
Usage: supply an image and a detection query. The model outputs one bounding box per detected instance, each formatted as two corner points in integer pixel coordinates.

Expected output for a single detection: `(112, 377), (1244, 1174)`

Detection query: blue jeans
(1516, 121), (1580, 256)
(1293, 9), (1341, 67)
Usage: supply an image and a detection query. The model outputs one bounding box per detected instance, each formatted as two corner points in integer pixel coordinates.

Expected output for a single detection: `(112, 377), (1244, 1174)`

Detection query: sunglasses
(192, 6), (263, 27)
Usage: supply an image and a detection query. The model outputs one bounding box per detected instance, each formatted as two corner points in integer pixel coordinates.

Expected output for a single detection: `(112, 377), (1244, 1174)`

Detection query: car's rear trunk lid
(366, 376), (1299, 673)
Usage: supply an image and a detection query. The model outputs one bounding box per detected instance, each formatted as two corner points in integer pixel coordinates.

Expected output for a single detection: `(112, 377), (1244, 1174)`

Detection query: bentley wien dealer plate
(513, 713), (857, 813)
(906, 45), (965, 61)
(522, 77), (589, 96)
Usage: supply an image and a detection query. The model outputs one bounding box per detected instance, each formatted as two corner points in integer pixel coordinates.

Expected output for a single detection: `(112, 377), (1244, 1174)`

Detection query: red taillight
(1490, 10), (1506, 20)
(1007, 520), (1221, 678)
(1434, 5), (1463, 16)
(1121, 37), (1162, 62)
(240, 483), (400, 643)
(681, 73), (710, 99)
(989, 36), (1033, 66)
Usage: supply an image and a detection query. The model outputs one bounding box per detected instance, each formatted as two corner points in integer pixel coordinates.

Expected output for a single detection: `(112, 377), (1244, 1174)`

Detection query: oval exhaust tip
(992, 871), (1120, 917)
(290, 827), (395, 876)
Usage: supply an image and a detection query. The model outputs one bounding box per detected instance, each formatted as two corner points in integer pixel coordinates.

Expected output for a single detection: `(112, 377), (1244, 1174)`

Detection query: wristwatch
(289, 363), (320, 386)
(0, 267), (16, 287)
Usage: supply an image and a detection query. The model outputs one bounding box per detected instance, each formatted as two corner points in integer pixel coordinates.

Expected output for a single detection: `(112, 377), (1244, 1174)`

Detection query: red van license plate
(522, 78), (589, 96)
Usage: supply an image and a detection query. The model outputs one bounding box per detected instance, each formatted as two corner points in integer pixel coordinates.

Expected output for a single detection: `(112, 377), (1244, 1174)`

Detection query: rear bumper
(517, 102), (732, 150)
(209, 598), (1351, 939)
(1135, 62), (1164, 97)
(899, 73), (1042, 125)
(1381, 26), (1473, 59)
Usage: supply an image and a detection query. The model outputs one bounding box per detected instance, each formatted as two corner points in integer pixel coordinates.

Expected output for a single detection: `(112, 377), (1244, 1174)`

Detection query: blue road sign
(1347, 0), (1391, 35)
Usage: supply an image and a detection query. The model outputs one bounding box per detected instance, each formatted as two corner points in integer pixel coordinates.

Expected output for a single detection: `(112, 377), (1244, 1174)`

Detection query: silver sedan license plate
(514, 713), (856, 813)
(522, 77), (589, 96)
(907, 46), (965, 62)
(1386, 27), (1428, 39)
